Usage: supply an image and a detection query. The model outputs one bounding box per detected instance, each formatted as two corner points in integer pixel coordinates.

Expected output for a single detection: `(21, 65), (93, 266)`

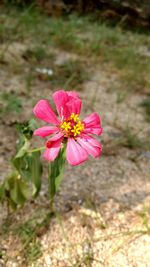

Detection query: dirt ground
(0, 8), (150, 267)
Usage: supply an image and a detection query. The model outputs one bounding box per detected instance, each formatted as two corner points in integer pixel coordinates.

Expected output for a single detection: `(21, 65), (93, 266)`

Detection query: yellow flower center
(60, 113), (84, 137)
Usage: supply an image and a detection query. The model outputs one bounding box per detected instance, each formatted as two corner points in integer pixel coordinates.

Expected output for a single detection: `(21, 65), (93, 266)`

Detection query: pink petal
(46, 132), (64, 143)
(43, 144), (61, 161)
(43, 132), (64, 161)
(67, 91), (79, 98)
(33, 99), (60, 125)
(67, 98), (82, 115)
(66, 138), (88, 166)
(53, 90), (82, 119)
(33, 126), (59, 138)
(76, 134), (102, 158)
(83, 112), (101, 127)
(84, 127), (102, 135)
(52, 90), (70, 119)
(83, 112), (102, 136)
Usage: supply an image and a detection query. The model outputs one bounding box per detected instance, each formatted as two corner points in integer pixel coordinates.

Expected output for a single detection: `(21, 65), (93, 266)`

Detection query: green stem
(27, 146), (45, 153)
(48, 147), (66, 211)
(48, 163), (55, 212)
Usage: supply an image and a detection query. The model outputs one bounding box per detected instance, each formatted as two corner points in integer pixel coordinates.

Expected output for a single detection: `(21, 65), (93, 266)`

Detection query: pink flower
(33, 90), (102, 166)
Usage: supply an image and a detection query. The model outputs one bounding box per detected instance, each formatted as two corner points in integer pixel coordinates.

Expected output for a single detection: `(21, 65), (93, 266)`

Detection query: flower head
(33, 90), (102, 165)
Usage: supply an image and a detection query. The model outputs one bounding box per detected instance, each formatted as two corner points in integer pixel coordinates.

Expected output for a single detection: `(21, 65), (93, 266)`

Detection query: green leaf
(48, 147), (66, 205)
(12, 124), (31, 178)
(12, 154), (30, 181)
(28, 151), (43, 198)
(8, 175), (30, 207)
(15, 119), (38, 143)
(13, 146), (42, 197)
(19, 179), (30, 200)
(15, 139), (30, 159)
(13, 151), (43, 197)
(28, 118), (39, 132)
(0, 173), (30, 209)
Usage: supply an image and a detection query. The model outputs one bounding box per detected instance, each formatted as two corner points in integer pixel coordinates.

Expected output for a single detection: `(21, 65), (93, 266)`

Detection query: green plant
(13, 211), (53, 263)
(0, 92), (22, 114)
(0, 119), (43, 209)
(23, 47), (48, 62)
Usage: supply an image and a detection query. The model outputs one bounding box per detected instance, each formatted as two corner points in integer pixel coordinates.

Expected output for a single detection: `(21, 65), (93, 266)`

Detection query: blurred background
(0, 1), (150, 266)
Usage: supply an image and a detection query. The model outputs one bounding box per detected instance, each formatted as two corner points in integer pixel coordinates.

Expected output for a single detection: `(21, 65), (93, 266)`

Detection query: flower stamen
(60, 113), (84, 137)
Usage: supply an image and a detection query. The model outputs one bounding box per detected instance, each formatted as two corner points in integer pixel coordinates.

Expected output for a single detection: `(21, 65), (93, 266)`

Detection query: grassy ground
(0, 4), (150, 267)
